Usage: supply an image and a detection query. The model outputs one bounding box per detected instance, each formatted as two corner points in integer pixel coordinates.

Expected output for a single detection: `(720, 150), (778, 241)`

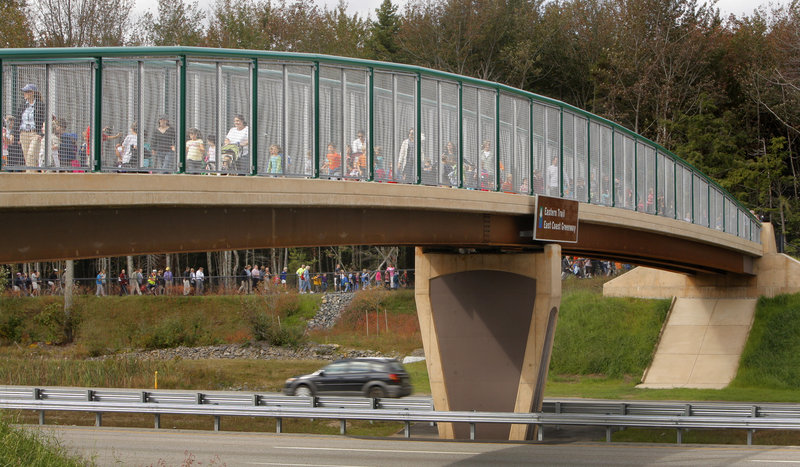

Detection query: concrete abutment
(604, 223), (800, 300)
(414, 245), (561, 441)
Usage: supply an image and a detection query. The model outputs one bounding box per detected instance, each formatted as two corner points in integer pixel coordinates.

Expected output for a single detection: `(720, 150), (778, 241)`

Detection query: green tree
(398, 0), (522, 81)
(670, 97), (747, 185)
(139, 0), (206, 46)
(205, 0), (274, 49)
(366, 0), (401, 61)
(316, 1), (369, 57)
(0, 0), (34, 47)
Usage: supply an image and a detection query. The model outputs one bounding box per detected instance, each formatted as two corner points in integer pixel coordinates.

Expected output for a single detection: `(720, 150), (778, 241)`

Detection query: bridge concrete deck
(0, 173), (762, 275)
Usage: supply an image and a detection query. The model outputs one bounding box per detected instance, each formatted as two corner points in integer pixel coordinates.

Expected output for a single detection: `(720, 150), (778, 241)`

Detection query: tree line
(3, 0), (799, 252)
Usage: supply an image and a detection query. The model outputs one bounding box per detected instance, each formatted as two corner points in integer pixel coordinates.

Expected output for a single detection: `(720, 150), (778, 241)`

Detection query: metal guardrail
(2, 387), (799, 444)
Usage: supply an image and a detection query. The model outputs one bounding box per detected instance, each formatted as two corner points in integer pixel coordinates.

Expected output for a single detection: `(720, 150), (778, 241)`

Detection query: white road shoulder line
(247, 463), (363, 467)
(275, 446), (480, 455)
(750, 461), (800, 464)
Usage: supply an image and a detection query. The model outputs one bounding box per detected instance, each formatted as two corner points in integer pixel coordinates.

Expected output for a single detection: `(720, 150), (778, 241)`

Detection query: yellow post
(155, 371), (158, 389)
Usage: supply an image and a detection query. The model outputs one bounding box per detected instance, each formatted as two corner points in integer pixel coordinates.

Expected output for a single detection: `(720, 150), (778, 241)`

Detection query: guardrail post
(214, 416), (220, 432)
(677, 403), (692, 444)
(537, 424), (543, 442)
(89, 388), (102, 425)
(371, 397), (380, 409)
(311, 396), (319, 408)
(154, 414), (160, 429)
(748, 405), (758, 445)
(253, 394), (260, 406)
(197, 393), (204, 405)
(141, 391), (149, 403)
(340, 419), (346, 435)
(404, 421), (410, 438)
(33, 388), (44, 425)
(276, 418), (282, 433)
(606, 426), (612, 443)
(469, 423), (475, 441)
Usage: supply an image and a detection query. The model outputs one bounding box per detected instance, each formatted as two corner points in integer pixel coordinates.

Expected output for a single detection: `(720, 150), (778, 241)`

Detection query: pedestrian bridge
(0, 47), (773, 441)
(0, 47), (761, 271)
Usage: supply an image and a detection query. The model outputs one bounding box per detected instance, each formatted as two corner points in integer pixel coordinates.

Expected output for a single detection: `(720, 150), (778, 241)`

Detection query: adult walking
(195, 267), (205, 295)
(397, 128), (415, 182)
(152, 115), (176, 170)
(183, 267), (192, 295)
(95, 270), (106, 296)
(118, 269), (129, 296)
(15, 84), (45, 170)
(134, 268), (144, 295)
(224, 114), (249, 171)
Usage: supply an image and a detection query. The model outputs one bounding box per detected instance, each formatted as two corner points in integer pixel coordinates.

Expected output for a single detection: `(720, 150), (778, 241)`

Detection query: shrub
(0, 310), (24, 343)
(33, 302), (82, 345)
(140, 314), (216, 350)
(241, 292), (308, 347)
(0, 266), (8, 294)
(0, 417), (88, 466)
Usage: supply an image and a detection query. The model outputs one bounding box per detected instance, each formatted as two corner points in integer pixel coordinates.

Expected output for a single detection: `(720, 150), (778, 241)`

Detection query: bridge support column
(414, 245), (561, 440)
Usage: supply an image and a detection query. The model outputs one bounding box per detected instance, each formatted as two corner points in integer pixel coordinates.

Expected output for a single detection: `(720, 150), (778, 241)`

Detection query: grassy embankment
(0, 416), (90, 466)
(4, 278), (800, 443)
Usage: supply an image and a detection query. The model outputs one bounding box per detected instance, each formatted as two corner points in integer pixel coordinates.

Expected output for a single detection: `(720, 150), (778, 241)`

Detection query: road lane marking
(275, 446), (480, 455)
(247, 463), (363, 467)
(751, 461), (800, 464)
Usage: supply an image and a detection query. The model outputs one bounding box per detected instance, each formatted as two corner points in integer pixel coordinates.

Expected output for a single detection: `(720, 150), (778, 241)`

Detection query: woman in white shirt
(224, 114), (249, 171)
(120, 122), (138, 168)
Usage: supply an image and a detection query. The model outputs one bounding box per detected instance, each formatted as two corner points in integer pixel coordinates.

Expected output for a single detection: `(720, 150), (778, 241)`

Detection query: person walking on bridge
(547, 157), (559, 197)
(15, 84), (45, 170)
(397, 128), (415, 182)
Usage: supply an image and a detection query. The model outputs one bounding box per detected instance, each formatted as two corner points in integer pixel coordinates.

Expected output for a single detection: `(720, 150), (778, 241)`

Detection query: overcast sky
(133, 0), (788, 24)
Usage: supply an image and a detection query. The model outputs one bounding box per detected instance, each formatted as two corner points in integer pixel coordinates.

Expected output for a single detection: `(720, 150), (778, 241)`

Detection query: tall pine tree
(366, 0), (400, 62)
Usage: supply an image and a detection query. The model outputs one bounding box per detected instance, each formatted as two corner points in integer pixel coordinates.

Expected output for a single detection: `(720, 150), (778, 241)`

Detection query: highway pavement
(32, 424), (800, 466)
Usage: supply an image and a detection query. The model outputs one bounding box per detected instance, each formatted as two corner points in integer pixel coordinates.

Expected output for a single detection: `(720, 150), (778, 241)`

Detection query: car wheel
(367, 386), (385, 398)
(295, 385), (312, 397)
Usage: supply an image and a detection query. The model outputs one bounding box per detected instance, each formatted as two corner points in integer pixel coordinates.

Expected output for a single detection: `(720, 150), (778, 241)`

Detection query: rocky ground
(306, 292), (354, 330)
(98, 342), (402, 362)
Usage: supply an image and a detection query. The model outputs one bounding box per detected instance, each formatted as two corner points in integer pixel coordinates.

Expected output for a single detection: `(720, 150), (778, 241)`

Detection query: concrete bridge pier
(414, 245), (561, 441)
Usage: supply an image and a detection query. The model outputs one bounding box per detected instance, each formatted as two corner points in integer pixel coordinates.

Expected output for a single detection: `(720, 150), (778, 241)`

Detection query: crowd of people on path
(11, 268), (62, 296)
(12, 263), (411, 297)
(562, 256), (629, 279)
(237, 263), (407, 295)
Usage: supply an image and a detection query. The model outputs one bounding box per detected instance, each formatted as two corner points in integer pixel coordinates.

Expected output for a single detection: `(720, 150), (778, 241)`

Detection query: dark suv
(283, 358), (413, 398)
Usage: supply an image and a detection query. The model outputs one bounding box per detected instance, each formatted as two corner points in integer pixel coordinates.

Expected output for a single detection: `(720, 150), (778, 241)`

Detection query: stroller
(220, 143), (240, 172)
